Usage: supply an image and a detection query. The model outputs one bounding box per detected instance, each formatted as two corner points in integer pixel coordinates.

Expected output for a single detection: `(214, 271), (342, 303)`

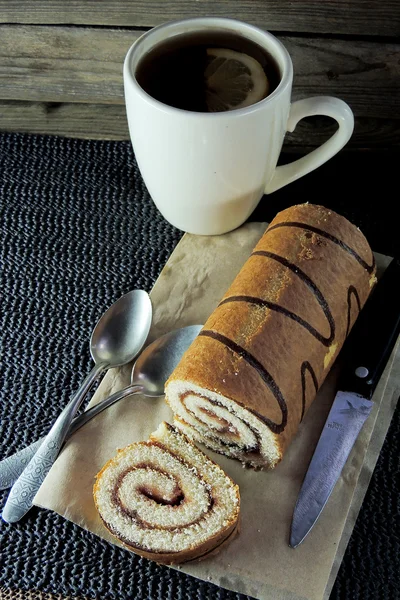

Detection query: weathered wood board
(0, 26), (398, 119)
(1, 101), (399, 150)
(0, 2), (399, 147)
(1, 0), (399, 37)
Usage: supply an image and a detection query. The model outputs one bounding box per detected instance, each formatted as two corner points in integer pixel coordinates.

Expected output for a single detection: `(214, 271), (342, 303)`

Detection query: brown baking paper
(34, 223), (399, 600)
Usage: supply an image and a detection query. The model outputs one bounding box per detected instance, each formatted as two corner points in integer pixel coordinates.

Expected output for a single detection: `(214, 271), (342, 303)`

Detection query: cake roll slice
(93, 422), (240, 564)
(165, 203), (376, 469)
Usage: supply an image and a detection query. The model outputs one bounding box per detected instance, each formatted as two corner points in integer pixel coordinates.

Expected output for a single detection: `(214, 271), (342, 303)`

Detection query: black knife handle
(339, 257), (400, 399)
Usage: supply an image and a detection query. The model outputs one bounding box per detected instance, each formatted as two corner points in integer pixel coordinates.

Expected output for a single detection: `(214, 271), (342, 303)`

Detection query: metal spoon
(0, 324), (202, 493)
(60, 323), (202, 429)
(2, 290), (152, 523)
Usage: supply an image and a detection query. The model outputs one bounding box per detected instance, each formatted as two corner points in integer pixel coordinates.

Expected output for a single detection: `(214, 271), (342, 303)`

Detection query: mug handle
(265, 96), (354, 194)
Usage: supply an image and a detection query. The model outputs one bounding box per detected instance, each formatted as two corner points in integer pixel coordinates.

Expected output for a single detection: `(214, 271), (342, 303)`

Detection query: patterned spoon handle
(0, 383), (143, 491)
(2, 362), (106, 523)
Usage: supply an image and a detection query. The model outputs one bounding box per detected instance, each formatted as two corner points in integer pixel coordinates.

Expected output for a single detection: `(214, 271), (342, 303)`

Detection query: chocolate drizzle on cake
(300, 361), (319, 421)
(251, 250), (335, 344)
(199, 329), (287, 434)
(266, 222), (376, 273)
(346, 285), (362, 337)
(220, 294), (334, 346)
(193, 228), (368, 435)
(163, 208), (376, 471)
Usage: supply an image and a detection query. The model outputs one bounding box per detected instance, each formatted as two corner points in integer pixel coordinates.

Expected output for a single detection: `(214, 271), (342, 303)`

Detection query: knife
(290, 257), (400, 548)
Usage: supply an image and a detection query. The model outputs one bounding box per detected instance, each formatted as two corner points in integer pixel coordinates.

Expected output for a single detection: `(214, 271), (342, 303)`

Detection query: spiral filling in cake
(168, 381), (281, 468)
(94, 422), (240, 562)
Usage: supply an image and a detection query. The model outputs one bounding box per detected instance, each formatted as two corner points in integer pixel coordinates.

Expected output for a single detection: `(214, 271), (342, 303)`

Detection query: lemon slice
(204, 48), (270, 112)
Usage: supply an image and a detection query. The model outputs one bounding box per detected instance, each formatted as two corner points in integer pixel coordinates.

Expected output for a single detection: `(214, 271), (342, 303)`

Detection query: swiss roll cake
(94, 422), (240, 564)
(165, 204), (376, 469)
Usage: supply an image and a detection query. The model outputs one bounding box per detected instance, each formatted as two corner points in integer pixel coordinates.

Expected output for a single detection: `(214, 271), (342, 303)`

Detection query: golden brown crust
(166, 203), (376, 461)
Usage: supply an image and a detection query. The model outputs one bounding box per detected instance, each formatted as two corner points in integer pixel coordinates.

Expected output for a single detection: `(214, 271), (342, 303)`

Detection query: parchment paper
(34, 223), (399, 600)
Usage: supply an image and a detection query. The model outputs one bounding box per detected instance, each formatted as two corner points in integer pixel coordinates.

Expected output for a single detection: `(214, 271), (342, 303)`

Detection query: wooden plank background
(0, 1), (399, 148)
(2, 102), (399, 151)
(1, 0), (399, 36)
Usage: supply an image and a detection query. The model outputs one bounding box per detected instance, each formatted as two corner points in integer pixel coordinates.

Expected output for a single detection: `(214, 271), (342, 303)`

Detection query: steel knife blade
(290, 257), (400, 548)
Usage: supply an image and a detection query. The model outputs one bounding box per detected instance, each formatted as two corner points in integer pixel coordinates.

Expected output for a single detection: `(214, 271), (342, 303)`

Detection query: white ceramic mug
(124, 18), (354, 235)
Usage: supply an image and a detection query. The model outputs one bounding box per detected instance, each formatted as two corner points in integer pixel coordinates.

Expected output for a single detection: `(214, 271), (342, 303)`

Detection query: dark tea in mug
(135, 30), (281, 113)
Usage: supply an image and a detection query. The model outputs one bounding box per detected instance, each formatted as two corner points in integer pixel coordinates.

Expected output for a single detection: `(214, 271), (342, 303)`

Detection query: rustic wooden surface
(0, 24), (399, 147)
(1, 25), (399, 115)
(1, 0), (399, 36)
(2, 102), (399, 150)
(0, 1), (399, 147)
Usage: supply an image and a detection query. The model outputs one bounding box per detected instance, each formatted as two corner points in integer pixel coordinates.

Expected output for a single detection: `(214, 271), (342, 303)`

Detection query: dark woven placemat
(0, 133), (399, 600)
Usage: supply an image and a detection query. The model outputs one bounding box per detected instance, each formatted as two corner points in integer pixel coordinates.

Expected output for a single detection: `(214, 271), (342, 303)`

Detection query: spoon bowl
(90, 290), (152, 367)
(131, 325), (203, 396)
(64, 323), (203, 429)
